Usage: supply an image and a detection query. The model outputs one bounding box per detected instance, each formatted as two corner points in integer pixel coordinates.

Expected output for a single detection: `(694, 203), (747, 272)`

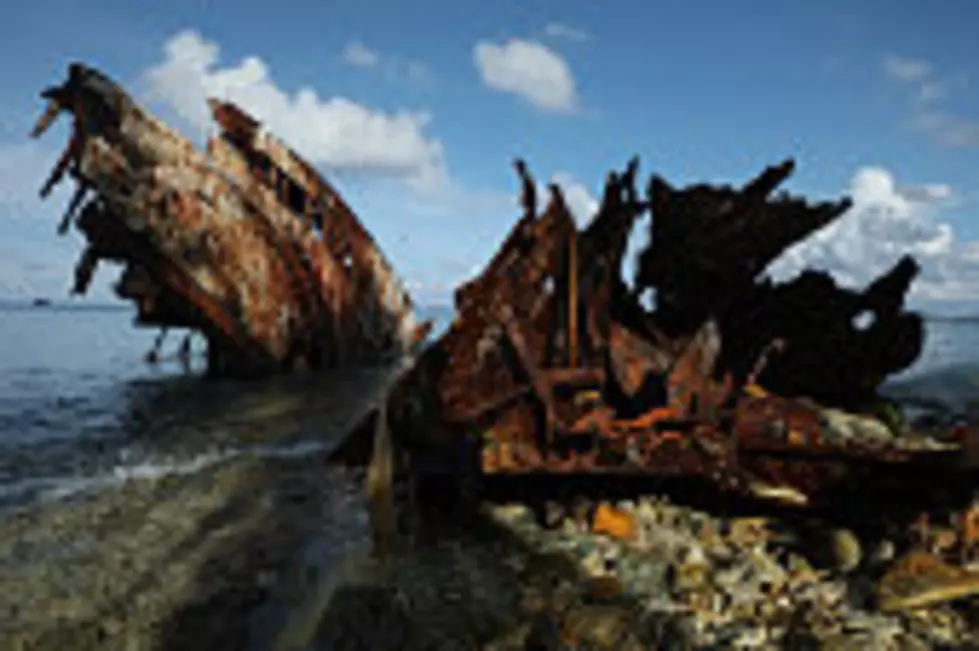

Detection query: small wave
(0, 438), (333, 508)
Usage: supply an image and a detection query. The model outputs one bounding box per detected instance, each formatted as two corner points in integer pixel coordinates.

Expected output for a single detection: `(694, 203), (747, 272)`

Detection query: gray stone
(730, 626), (769, 648)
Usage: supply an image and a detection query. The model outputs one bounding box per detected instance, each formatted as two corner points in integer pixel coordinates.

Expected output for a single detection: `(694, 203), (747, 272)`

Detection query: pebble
(731, 625), (768, 648)
(490, 503), (535, 529)
(830, 528), (864, 574)
(542, 501), (564, 528)
(869, 538), (897, 567)
(494, 494), (974, 650)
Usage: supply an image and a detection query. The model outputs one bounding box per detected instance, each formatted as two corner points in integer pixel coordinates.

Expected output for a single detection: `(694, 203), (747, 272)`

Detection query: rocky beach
(268, 397), (979, 651)
(264, 460), (979, 650)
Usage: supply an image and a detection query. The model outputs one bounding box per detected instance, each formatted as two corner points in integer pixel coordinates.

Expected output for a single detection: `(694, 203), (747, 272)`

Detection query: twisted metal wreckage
(347, 160), (979, 575)
(33, 63), (979, 603)
(364, 158), (964, 502)
(31, 63), (429, 375)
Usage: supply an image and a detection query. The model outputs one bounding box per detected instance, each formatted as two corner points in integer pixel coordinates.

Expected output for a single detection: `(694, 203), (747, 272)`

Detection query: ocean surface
(0, 302), (978, 646)
(0, 303), (447, 510)
(0, 302), (457, 647)
(0, 303), (976, 512)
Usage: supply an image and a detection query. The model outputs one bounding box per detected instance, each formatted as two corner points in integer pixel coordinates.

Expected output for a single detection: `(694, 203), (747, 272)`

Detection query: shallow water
(0, 303), (454, 648)
(0, 303), (976, 647)
(883, 318), (979, 417)
(0, 304), (453, 509)
(0, 305), (975, 511)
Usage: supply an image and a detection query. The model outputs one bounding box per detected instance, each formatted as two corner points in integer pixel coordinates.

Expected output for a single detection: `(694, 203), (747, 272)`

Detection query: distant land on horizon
(0, 297), (133, 311)
(0, 297), (456, 312)
(1, 297), (977, 324)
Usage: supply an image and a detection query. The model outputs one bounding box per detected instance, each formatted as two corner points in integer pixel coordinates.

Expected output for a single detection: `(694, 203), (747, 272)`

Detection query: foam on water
(0, 438), (333, 508)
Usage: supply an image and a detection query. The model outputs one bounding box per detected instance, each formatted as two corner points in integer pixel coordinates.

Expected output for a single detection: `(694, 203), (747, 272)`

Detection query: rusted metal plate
(32, 63), (425, 375)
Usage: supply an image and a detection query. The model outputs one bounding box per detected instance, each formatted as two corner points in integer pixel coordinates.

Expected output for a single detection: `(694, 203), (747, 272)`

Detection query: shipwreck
(31, 62), (979, 580)
(31, 63), (428, 375)
(337, 157), (979, 560)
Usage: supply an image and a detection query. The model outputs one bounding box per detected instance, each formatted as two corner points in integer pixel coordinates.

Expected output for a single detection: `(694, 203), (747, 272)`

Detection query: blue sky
(1, 0), (978, 310)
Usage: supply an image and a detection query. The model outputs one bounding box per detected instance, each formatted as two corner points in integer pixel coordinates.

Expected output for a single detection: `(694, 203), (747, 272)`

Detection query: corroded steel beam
(32, 63), (426, 375)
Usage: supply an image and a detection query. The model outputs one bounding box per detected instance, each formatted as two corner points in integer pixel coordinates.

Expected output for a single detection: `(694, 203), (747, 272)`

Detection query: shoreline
(3, 422), (979, 649)
(0, 446), (370, 651)
(2, 359), (979, 649)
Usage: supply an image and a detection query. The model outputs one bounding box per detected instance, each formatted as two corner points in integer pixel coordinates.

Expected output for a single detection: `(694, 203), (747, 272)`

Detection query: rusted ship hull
(32, 63), (427, 375)
(355, 158), (979, 531)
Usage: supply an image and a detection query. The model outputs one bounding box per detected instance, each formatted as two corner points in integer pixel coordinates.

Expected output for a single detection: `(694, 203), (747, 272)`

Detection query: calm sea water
(0, 303), (454, 511)
(0, 304), (976, 512)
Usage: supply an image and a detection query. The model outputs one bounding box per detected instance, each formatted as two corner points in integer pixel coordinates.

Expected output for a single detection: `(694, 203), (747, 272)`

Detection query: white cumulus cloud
(768, 166), (979, 302)
(551, 172), (598, 224)
(507, 164), (979, 308)
(473, 38), (579, 113)
(143, 30), (447, 189)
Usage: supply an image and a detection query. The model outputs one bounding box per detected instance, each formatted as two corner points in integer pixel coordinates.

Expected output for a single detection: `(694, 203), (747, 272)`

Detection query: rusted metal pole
(568, 229), (579, 368)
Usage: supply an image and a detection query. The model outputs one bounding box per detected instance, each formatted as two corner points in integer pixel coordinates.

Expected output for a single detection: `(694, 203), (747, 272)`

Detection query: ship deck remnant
(32, 63), (427, 375)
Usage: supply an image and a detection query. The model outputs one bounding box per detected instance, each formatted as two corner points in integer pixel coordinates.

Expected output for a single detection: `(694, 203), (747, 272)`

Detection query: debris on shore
(355, 156), (977, 521)
(31, 63), (428, 376)
(325, 158), (979, 649)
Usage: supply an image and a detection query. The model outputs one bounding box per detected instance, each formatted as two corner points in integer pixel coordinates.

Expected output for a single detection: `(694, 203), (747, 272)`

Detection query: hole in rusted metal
(852, 310), (875, 331)
(639, 287), (657, 311)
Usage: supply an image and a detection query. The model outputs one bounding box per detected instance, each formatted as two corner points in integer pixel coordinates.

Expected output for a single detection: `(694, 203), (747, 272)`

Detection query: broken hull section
(33, 63), (427, 376)
(360, 158), (979, 534)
